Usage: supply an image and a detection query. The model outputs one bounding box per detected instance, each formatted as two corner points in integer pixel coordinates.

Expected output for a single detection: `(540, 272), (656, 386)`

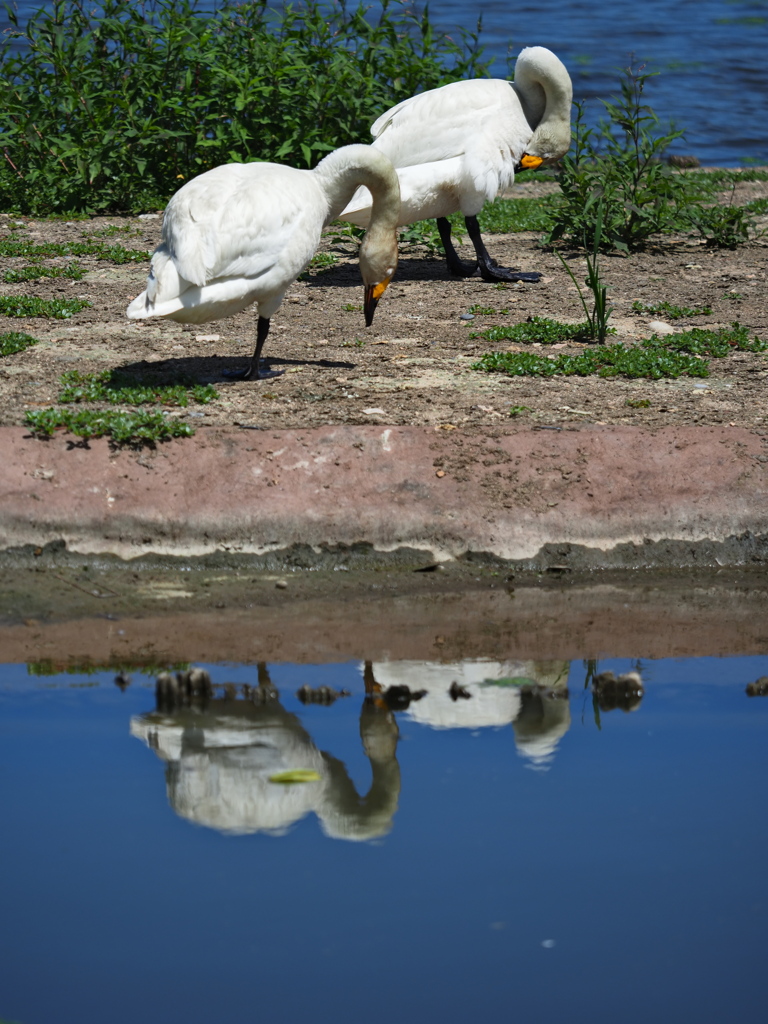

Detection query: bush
(0, 0), (488, 214)
(546, 64), (705, 252)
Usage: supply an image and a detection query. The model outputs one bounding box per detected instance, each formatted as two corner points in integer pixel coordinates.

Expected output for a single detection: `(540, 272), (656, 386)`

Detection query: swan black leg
(464, 215), (541, 283)
(223, 316), (285, 381)
(437, 217), (478, 277)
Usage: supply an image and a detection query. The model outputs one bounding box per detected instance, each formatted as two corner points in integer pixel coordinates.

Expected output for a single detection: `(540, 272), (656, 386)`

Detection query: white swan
(126, 144), (400, 380)
(341, 46), (572, 283)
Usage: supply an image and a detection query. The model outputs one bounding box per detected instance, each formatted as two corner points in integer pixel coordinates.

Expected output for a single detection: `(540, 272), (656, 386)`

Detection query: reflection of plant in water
(27, 659), (189, 677)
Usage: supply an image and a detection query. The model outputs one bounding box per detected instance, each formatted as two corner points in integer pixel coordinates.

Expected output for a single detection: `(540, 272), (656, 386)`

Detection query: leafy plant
(0, 330), (38, 355)
(547, 65), (703, 251)
(0, 0), (488, 214)
(472, 322), (765, 381)
(0, 295), (90, 318)
(24, 407), (195, 444)
(471, 316), (594, 345)
(683, 186), (756, 247)
(3, 261), (85, 283)
(632, 300), (712, 319)
(57, 369), (218, 406)
(554, 199), (613, 342)
(0, 238), (147, 263)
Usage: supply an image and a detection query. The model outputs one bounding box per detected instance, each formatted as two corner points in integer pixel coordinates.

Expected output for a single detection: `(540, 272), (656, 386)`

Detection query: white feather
(127, 145), (400, 330)
(341, 46), (572, 228)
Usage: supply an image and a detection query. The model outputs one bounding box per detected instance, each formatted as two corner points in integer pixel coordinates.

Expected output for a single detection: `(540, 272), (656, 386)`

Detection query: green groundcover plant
(472, 321), (766, 380)
(0, 0), (487, 214)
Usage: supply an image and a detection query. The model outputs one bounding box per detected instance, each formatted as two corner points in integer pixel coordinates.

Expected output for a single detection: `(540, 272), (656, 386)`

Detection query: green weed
(0, 330), (38, 355)
(0, 295), (90, 318)
(547, 65), (704, 252)
(0, 238), (147, 263)
(472, 322), (765, 381)
(24, 408), (195, 444)
(554, 199), (614, 342)
(309, 252), (339, 270)
(0, 0), (488, 215)
(3, 262), (85, 283)
(632, 300), (713, 319)
(471, 316), (595, 345)
(57, 369), (218, 406)
(477, 196), (554, 233)
(508, 405), (531, 417)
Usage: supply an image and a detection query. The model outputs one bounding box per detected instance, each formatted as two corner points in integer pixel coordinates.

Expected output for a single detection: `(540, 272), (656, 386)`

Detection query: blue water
(1, 0), (766, 166)
(2, 654), (768, 1024)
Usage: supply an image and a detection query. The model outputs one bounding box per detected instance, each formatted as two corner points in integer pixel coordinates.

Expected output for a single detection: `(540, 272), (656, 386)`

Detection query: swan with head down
(127, 144), (400, 380)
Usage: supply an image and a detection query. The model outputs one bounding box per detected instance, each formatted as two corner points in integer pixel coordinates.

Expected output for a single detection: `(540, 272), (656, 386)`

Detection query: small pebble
(648, 320), (676, 335)
(460, 313), (475, 321)
(275, 580), (288, 590)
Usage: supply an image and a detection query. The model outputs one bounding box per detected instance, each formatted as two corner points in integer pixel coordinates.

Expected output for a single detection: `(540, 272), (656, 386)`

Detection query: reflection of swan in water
(364, 658), (571, 770)
(130, 665), (400, 841)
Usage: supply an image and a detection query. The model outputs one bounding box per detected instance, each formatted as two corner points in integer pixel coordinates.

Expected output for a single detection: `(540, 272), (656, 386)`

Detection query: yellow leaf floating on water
(269, 769), (322, 784)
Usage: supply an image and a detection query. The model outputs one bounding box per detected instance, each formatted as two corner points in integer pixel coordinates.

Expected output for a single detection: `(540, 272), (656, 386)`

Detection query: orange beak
(364, 276), (392, 327)
(520, 154), (544, 170)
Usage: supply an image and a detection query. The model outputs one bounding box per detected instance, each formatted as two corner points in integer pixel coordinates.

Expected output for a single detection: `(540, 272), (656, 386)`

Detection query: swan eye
(520, 154), (544, 170)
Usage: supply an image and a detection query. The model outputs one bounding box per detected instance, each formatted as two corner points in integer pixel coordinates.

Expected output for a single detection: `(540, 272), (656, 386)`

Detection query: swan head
(516, 121), (573, 174)
(359, 230), (398, 327)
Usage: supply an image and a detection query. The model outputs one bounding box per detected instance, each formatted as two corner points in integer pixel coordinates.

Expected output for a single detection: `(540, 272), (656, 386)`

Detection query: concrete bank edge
(1, 422), (767, 569)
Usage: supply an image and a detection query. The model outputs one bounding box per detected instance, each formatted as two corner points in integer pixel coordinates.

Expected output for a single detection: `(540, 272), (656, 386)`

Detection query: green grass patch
(477, 196), (555, 233)
(0, 237), (147, 264)
(632, 300), (713, 319)
(0, 295), (90, 318)
(0, 330), (38, 355)
(3, 262), (85, 283)
(471, 316), (597, 345)
(472, 322), (765, 381)
(24, 408), (195, 444)
(468, 304), (504, 316)
(57, 370), (218, 407)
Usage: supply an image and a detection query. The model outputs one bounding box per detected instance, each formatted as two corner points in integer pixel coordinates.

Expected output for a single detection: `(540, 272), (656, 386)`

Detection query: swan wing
(162, 163), (325, 287)
(371, 79), (531, 169)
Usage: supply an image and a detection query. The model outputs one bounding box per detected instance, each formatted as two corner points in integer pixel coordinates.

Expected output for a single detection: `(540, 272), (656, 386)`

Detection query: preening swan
(126, 145), (400, 380)
(341, 46), (572, 283)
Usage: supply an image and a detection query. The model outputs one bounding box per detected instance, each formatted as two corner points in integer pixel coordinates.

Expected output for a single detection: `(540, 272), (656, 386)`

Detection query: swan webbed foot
(464, 214), (541, 284)
(222, 362), (284, 382)
(478, 265), (542, 284)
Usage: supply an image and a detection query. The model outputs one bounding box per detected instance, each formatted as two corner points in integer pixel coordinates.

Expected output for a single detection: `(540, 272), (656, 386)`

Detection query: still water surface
(2, 1), (767, 166)
(2, 654), (767, 1023)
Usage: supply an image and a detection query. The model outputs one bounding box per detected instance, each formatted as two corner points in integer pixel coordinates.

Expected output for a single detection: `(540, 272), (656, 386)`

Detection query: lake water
(2, 653), (767, 1024)
(1, 0), (766, 167)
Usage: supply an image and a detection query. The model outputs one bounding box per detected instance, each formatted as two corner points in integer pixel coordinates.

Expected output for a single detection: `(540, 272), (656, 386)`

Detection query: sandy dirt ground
(1, 174), (767, 436)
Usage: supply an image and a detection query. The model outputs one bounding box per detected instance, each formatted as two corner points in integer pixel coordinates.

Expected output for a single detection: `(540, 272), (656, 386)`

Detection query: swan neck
(315, 144), (400, 229)
(513, 52), (572, 131)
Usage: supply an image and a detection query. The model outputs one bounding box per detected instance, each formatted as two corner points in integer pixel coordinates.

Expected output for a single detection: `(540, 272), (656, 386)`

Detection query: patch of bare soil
(1, 175), (767, 436)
